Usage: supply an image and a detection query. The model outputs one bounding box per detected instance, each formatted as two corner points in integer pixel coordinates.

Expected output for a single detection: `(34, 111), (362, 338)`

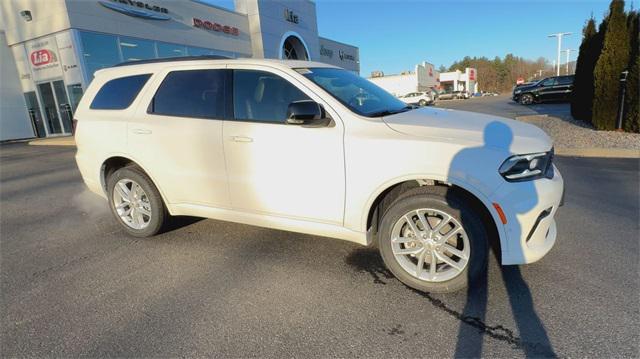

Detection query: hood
(382, 107), (552, 155)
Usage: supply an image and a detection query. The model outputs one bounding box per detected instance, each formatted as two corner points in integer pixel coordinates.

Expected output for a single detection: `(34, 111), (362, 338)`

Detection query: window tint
(151, 70), (228, 119)
(233, 70), (310, 123)
(541, 78), (556, 86)
(90, 74), (151, 110)
(556, 76), (573, 85)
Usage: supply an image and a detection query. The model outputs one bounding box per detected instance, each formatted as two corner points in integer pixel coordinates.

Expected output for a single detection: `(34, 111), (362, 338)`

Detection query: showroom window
(233, 70), (310, 123)
(157, 42), (187, 58)
(79, 31), (120, 77)
(150, 70), (229, 119)
(119, 36), (156, 62)
(90, 74), (152, 110)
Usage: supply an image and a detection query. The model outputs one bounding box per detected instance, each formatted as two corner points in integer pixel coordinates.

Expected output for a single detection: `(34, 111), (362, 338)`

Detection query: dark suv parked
(512, 75), (574, 105)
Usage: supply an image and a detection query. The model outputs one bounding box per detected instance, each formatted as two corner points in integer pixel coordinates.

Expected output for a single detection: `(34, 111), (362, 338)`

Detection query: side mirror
(285, 100), (331, 127)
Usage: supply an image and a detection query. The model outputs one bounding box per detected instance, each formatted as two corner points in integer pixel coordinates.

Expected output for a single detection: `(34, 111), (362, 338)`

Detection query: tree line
(443, 55), (553, 93)
(572, 0), (638, 132)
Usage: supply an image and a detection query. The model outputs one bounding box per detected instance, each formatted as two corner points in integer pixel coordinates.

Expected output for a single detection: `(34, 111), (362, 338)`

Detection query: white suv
(75, 57), (564, 293)
(399, 92), (434, 106)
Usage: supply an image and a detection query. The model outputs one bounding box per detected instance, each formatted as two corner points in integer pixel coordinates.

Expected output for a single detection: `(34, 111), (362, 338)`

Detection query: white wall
(368, 73), (418, 96)
(0, 31), (33, 141)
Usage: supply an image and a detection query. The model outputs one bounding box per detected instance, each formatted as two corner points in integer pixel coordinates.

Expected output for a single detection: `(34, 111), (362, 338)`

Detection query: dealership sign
(192, 18), (239, 36)
(30, 49), (57, 66)
(468, 68), (476, 81)
(284, 9), (299, 24)
(99, 0), (170, 20)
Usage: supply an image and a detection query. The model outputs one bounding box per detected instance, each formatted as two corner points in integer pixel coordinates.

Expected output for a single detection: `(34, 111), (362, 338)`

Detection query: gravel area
(516, 114), (640, 150)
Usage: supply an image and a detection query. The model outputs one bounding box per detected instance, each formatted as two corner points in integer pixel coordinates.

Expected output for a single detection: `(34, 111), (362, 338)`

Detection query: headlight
(499, 149), (554, 181)
(514, 89), (522, 94)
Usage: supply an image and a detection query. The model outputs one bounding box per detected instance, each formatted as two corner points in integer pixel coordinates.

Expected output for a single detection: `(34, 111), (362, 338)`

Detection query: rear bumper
(491, 165), (564, 265)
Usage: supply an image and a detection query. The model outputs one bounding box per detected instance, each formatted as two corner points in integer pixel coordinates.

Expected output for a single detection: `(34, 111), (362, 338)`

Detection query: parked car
(399, 91), (434, 106)
(513, 75), (574, 105)
(438, 90), (456, 100)
(454, 90), (469, 99)
(75, 57), (563, 294)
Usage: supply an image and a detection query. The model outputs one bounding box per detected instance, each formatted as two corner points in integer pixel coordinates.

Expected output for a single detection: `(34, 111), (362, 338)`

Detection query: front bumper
(491, 164), (564, 265)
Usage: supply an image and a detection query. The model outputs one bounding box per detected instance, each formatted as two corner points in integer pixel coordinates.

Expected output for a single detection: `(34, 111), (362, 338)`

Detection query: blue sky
(204, 0), (616, 75)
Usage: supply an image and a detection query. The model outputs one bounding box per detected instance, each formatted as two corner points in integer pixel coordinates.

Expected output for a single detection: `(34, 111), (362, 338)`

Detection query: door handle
(131, 128), (152, 135)
(231, 136), (253, 143)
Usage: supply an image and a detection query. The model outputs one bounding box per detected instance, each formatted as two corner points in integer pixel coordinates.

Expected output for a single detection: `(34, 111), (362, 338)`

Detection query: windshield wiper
(368, 105), (415, 118)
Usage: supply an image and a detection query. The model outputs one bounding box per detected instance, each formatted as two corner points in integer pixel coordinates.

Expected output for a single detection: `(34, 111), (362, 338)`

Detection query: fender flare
(360, 173), (510, 256)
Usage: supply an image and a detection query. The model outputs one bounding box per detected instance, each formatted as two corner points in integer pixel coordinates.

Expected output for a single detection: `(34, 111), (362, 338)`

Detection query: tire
(519, 93), (534, 105)
(418, 99), (427, 106)
(378, 186), (488, 293)
(107, 166), (168, 237)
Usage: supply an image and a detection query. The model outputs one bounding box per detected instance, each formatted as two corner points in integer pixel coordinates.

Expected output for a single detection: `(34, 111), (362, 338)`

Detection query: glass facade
(78, 30), (238, 79)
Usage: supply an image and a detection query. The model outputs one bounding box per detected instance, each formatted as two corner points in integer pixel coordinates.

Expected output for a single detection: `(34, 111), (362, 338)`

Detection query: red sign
(428, 67), (433, 77)
(192, 18), (239, 36)
(468, 69), (476, 81)
(516, 77), (525, 84)
(30, 49), (57, 66)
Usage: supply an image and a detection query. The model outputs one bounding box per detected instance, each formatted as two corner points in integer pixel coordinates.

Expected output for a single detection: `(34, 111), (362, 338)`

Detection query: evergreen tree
(592, 0), (631, 130)
(571, 18), (598, 123)
(623, 10), (639, 132)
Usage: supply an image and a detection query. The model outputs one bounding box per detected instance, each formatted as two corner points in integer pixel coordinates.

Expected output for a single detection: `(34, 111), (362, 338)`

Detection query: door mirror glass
(286, 100), (330, 127)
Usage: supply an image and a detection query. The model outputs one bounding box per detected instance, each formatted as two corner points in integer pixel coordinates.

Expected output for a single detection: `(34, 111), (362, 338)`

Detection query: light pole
(564, 49), (576, 74)
(548, 32), (572, 76)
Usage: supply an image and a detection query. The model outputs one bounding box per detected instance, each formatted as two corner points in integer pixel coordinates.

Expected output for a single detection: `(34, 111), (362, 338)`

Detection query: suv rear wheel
(378, 187), (488, 293)
(419, 99), (427, 106)
(107, 166), (168, 237)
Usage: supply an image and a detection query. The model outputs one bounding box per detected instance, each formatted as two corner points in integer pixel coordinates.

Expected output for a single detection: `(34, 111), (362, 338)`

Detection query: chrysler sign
(99, 0), (170, 20)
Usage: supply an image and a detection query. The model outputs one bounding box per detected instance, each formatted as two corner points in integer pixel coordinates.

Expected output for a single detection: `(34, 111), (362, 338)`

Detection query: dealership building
(368, 62), (478, 97)
(0, 0), (360, 141)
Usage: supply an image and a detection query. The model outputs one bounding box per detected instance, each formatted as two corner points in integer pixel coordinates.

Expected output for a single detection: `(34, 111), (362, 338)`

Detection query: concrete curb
(28, 136), (75, 146)
(555, 147), (640, 158)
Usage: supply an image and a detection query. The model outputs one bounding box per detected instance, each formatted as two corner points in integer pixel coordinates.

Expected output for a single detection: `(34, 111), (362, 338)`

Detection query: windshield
(299, 67), (411, 117)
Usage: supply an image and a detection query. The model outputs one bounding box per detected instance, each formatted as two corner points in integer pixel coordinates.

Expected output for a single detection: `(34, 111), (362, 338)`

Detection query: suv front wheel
(519, 93), (535, 105)
(378, 187), (488, 293)
(107, 166), (168, 237)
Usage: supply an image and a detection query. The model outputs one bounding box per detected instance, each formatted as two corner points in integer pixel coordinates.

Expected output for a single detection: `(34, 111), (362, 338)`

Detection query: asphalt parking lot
(1, 104), (638, 357)
(434, 94), (572, 119)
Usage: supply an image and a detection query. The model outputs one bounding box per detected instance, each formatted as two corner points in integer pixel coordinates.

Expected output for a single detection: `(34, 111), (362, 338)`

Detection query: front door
(223, 68), (345, 224)
(36, 80), (73, 136)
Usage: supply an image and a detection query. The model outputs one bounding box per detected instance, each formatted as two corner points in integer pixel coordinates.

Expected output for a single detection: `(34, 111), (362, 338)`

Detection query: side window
(150, 69), (229, 119)
(233, 70), (311, 123)
(90, 74), (151, 110)
(541, 78), (556, 87)
(556, 76), (573, 85)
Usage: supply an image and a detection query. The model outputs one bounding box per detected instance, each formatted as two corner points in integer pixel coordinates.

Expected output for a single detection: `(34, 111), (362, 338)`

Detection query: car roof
(94, 57), (339, 78)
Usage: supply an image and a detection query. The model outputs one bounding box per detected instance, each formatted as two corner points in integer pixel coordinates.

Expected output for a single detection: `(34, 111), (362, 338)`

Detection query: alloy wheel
(112, 178), (152, 230)
(390, 208), (470, 282)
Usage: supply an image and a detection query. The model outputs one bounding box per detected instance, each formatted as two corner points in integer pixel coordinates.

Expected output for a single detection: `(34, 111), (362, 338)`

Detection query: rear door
(128, 65), (232, 208)
(554, 76), (574, 101)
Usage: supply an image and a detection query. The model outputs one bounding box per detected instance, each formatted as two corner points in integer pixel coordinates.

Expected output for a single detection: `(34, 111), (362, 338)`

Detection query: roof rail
(113, 55), (231, 67)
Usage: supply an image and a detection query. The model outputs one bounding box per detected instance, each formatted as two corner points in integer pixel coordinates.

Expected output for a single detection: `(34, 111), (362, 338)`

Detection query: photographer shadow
(449, 121), (556, 358)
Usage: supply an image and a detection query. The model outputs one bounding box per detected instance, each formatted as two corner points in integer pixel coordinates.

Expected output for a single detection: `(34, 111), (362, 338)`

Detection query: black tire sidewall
(379, 189), (488, 293)
(520, 93), (533, 105)
(107, 166), (166, 237)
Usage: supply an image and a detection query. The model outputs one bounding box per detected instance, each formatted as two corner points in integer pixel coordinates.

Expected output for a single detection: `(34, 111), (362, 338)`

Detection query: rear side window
(90, 74), (151, 110)
(149, 69), (229, 119)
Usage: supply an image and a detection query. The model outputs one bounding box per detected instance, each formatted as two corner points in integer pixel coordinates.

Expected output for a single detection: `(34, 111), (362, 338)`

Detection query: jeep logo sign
(30, 50), (57, 66)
